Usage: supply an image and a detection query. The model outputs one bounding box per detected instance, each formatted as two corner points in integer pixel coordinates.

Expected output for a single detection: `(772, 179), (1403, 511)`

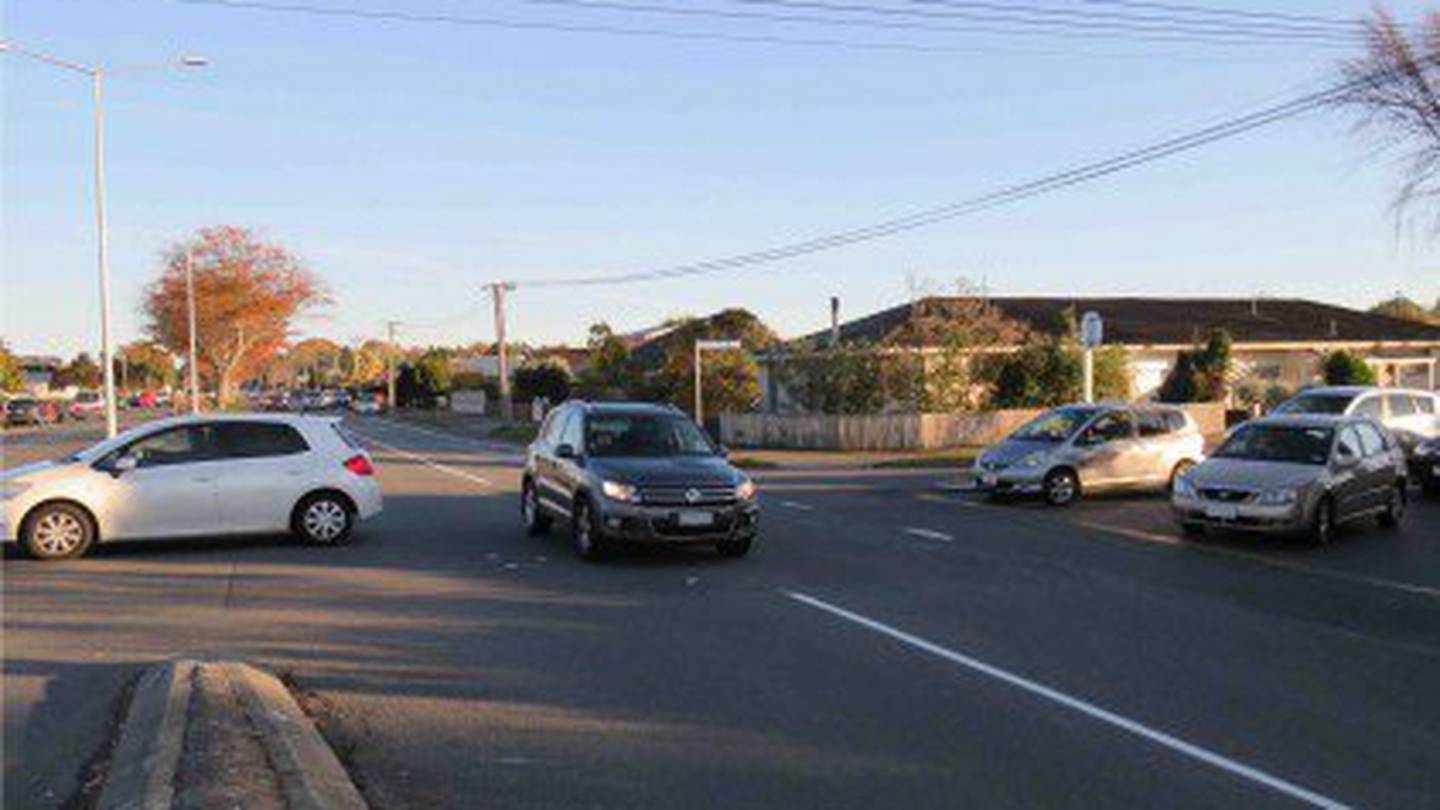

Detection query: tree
(288, 337), (344, 387)
(1335, 8), (1440, 232)
(1156, 329), (1232, 403)
(0, 342), (24, 392)
(575, 322), (640, 399)
(640, 310), (777, 415)
(144, 226), (328, 406)
(53, 352), (102, 389)
(1323, 350), (1378, 385)
(396, 347), (453, 408)
(1371, 294), (1440, 325)
(117, 341), (176, 390)
(514, 362), (572, 404)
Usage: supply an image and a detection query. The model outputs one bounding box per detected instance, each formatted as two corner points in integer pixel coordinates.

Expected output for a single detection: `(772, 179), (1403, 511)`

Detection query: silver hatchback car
(974, 403), (1205, 506)
(1172, 414), (1407, 544)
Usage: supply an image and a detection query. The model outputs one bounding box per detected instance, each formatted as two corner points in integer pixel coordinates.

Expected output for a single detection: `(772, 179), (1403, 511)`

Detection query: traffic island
(95, 659), (366, 810)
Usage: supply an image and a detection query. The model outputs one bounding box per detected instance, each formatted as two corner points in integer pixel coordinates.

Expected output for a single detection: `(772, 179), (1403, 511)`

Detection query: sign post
(1080, 311), (1103, 404)
(693, 338), (743, 427)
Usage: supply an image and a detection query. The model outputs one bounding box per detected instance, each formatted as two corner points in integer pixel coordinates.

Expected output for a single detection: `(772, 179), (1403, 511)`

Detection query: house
(759, 297), (1440, 411)
(18, 355), (63, 396)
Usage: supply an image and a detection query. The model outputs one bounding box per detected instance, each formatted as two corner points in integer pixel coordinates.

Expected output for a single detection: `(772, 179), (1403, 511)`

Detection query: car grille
(651, 512), (738, 537)
(1199, 488), (1254, 503)
(638, 485), (737, 507)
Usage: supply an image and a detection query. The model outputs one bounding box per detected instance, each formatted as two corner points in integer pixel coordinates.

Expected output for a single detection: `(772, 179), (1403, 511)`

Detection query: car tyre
(571, 498), (608, 561)
(1378, 484), (1405, 529)
(717, 537), (753, 558)
(21, 502), (95, 560)
(522, 480), (553, 536)
(1311, 496), (1336, 546)
(1043, 468), (1080, 507)
(293, 492), (354, 545)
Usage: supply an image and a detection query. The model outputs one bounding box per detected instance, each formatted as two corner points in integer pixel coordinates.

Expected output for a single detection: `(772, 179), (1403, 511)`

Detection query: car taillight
(343, 454), (375, 476)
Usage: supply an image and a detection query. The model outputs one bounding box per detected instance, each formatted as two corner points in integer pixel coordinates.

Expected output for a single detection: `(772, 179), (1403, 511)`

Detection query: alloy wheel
(33, 512), (85, 557)
(303, 500), (348, 542)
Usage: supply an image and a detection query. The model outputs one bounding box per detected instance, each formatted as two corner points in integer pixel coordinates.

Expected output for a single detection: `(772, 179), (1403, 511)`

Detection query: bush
(514, 363), (572, 404)
(1157, 329), (1232, 403)
(1322, 350), (1377, 385)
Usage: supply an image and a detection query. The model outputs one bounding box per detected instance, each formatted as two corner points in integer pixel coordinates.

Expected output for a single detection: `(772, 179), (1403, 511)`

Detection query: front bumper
(973, 466), (1047, 495)
(1171, 494), (1307, 533)
(596, 499), (760, 543)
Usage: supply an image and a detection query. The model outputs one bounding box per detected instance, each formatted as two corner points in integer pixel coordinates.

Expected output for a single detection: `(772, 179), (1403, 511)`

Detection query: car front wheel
(294, 493), (354, 545)
(571, 498), (608, 561)
(1378, 484), (1405, 528)
(1043, 469), (1080, 507)
(21, 503), (95, 560)
(522, 480), (552, 536)
(1311, 496), (1336, 546)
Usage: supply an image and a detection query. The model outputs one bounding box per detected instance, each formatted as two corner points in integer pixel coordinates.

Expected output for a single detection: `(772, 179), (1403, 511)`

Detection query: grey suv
(521, 401), (760, 560)
(1172, 414), (1407, 544)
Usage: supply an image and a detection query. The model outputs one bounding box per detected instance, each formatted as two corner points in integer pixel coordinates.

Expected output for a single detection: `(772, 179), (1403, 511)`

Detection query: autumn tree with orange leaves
(144, 226), (328, 406)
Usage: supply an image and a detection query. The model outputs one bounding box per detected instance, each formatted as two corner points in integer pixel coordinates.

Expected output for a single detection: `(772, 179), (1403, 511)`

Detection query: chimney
(1329, 318), (1338, 338)
(830, 296), (841, 347)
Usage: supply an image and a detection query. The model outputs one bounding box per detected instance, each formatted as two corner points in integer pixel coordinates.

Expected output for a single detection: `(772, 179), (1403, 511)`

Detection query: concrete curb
(95, 659), (366, 810)
(97, 659), (195, 810)
(221, 662), (368, 810)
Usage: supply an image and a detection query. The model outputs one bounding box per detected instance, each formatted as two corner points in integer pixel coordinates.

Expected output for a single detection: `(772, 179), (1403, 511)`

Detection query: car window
(1136, 410), (1182, 437)
(217, 422), (310, 458)
(1352, 396), (1382, 419)
(586, 413), (714, 457)
(121, 425), (221, 468)
(1417, 395), (1436, 415)
(1081, 411), (1135, 444)
(1216, 424), (1333, 465)
(1385, 394), (1416, 417)
(1354, 422), (1387, 456)
(540, 408), (566, 445)
(1273, 393), (1353, 415)
(1335, 426), (1362, 460)
(1010, 406), (1100, 442)
(559, 410), (583, 450)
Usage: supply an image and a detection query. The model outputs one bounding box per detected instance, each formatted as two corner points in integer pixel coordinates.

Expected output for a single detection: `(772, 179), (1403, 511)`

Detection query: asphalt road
(4, 415), (1440, 809)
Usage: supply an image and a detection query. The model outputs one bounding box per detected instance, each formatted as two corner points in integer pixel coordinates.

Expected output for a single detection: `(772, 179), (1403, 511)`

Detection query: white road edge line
(784, 591), (1353, 810)
(903, 527), (953, 542)
(348, 430), (493, 487)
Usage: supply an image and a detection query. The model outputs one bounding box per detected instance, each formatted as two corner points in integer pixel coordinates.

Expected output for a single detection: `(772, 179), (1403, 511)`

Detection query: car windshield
(1214, 424), (1334, 465)
(586, 413), (715, 457)
(1273, 393), (1354, 415)
(1010, 407), (1101, 442)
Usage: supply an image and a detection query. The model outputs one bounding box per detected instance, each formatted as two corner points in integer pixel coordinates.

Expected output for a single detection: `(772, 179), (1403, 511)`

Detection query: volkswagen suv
(521, 401), (760, 560)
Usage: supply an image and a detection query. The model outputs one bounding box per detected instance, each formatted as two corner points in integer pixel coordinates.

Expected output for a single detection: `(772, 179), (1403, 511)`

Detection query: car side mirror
(106, 454), (138, 477)
(1333, 448), (1359, 468)
(555, 443), (577, 460)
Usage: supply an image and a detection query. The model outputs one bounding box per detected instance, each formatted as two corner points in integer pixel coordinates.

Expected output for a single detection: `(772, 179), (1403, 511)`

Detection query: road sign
(1081, 311), (1103, 349)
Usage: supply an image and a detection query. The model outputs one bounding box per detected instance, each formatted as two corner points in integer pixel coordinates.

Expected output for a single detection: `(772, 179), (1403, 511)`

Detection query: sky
(5, 0), (1439, 358)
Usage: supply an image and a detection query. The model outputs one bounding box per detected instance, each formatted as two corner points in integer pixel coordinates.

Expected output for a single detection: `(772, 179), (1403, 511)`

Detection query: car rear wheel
(1378, 484), (1405, 529)
(1043, 469), (1080, 507)
(522, 480), (552, 536)
(571, 499), (608, 561)
(294, 493), (354, 545)
(21, 503), (95, 560)
(717, 537), (753, 558)
(1311, 496), (1336, 546)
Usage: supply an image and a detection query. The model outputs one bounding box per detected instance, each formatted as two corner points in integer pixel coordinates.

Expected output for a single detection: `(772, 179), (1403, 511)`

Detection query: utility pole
(186, 242), (200, 414)
(830, 296), (841, 347)
(489, 282), (516, 421)
(385, 320), (401, 411)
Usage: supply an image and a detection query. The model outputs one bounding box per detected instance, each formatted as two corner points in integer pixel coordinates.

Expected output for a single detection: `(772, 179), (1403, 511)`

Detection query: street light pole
(1, 42), (206, 437)
(385, 320), (401, 411)
(186, 243), (200, 414)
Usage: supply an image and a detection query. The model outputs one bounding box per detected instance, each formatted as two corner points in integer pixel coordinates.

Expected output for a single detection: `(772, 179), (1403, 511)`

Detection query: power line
(522, 72), (1384, 289)
(1079, 0), (1360, 28)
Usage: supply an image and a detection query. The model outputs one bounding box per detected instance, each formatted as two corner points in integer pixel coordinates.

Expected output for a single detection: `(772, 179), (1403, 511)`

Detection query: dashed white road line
(348, 430), (493, 487)
(785, 591), (1353, 810)
(779, 500), (815, 511)
(903, 527), (953, 542)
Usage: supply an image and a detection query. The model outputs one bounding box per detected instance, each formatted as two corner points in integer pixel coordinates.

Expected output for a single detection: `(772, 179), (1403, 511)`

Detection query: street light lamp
(1, 42), (207, 437)
(693, 339), (743, 428)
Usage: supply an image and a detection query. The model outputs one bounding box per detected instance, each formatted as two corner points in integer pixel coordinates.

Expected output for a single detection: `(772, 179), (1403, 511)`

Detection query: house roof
(815, 297), (1440, 348)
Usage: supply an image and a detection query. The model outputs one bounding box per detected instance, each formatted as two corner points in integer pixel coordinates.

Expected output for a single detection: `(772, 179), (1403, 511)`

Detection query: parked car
(1, 414), (383, 560)
(350, 397), (381, 415)
(5, 398), (53, 427)
(1413, 437), (1440, 494)
(973, 403), (1204, 506)
(521, 401), (759, 560)
(1272, 386), (1439, 459)
(68, 391), (105, 420)
(1172, 414), (1407, 544)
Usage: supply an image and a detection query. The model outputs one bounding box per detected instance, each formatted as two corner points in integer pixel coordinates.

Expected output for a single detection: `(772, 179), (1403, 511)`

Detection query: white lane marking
(372, 416), (525, 458)
(780, 500), (814, 511)
(348, 431), (493, 487)
(903, 527), (953, 542)
(785, 591), (1353, 810)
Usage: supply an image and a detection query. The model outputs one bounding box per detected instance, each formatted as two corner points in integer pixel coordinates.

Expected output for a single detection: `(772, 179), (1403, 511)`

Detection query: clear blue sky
(5, 0), (1438, 357)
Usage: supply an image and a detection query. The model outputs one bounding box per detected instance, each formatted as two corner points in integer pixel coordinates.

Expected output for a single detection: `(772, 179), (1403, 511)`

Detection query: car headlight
(735, 478), (757, 501)
(0, 481), (33, 501)
(1172, 474), (1197, 498)
(1015, 451), (1049, 469)
(600, 480), (640, 503)
(1255, 488), (1298, 506)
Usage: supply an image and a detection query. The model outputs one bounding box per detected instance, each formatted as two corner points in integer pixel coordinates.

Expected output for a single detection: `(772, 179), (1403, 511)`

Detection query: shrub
(1322, 350), (1377, 385)
(514, 363), (572, 403)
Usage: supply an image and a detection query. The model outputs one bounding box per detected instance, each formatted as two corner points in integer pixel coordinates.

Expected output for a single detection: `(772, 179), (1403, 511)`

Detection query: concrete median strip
(97, 659), (366, 810)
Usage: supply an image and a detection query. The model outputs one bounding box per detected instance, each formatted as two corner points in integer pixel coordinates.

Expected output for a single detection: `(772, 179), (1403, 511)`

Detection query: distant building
(18, 355), (63, 396)
(759, 297), (1440, 411)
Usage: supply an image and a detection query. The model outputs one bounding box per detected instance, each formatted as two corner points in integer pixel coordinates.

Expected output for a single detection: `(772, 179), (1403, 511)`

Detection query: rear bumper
(350, 480), (384, 521)
(596, 500), (760, 543)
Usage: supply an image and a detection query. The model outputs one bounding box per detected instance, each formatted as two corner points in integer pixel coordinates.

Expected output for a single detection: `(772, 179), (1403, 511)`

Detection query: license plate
(981, 473), (997, 488)
(677, 511), (714, 527)
(1205, 503), (1239, 520)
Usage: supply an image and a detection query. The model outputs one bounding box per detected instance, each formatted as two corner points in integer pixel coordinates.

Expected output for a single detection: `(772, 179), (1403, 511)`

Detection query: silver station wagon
(1172, 414), (1408, 544)
(974, 403), (1205, 506)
